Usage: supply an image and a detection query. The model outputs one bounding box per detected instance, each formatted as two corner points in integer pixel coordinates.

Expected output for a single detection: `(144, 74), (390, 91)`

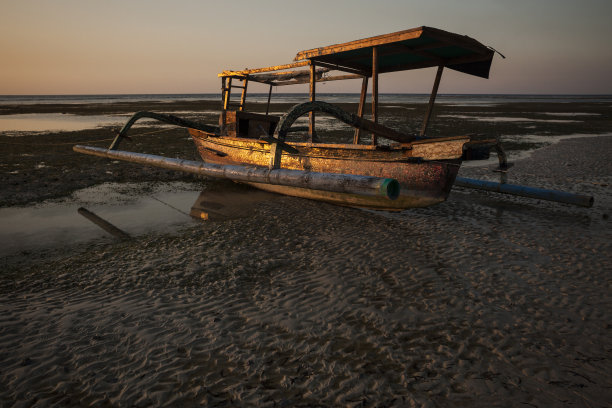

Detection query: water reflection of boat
(77, 207), (130, 240)
(189, 184), (279, 221)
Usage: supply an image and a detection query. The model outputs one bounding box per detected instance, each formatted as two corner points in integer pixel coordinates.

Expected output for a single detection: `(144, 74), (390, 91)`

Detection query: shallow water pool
(0, 182), (203, 257)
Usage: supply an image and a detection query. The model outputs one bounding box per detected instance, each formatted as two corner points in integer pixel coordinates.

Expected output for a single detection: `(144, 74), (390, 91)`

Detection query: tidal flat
(1, 99), (611, 406)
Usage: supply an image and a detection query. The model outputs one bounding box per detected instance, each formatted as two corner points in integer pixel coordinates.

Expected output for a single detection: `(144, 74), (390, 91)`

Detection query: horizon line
(2, 92), (612, 97)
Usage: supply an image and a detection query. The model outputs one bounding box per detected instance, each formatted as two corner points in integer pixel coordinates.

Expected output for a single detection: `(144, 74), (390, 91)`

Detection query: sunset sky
(1, 0), (611, 95)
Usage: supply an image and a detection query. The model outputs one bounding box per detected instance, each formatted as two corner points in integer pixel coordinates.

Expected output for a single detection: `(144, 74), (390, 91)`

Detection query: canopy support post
(220, 77), (227, 134)
(353, 76), (368, 144)
(266, 84), (273, 115)
(309, 62), (317, 142)
(371, 46), (379, 146)
(420, 65), (444, 137)
(239, 77), (249, 111)
(223, 77), (232, 110)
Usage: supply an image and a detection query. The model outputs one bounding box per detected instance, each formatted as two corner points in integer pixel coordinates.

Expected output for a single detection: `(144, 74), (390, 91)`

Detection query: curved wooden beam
(268, 101), (416, 169)
(109, 111), (219, 150)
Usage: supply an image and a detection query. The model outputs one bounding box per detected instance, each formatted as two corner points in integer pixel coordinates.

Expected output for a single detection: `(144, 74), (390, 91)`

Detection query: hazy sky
(1, 0), (611, 95)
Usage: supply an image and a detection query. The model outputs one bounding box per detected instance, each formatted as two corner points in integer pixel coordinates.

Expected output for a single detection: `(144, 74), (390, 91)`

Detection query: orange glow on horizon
(1, 0), (611, 95)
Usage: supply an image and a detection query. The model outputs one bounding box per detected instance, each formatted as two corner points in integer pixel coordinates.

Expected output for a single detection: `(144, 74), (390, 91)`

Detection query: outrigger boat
(75, 27), (594, 208)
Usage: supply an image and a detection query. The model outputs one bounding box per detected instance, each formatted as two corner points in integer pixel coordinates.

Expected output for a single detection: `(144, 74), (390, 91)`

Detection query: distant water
(0, 113), (132, 133)
(1, 93), (612, 106)
(1, 93), (611, 134)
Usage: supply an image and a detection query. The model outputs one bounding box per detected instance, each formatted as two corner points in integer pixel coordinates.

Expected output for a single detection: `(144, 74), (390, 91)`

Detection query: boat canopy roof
(219, 26), (495, 84)
(294, 26), (494, 78)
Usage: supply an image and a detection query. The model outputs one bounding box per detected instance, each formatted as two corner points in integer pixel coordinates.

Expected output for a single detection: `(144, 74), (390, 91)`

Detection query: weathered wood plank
(218, 61), (309, 77)
(246, 68), (328, 83)
(223, 77), (232, 110)
(293, 26), (491, 61)
(220, 77), (227, 134)
(239, 78), (248, 111)
(294, 27), (426, 60)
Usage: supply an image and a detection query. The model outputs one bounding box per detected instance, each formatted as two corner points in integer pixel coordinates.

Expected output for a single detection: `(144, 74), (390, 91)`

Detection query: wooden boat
(189, 26), (498, 210)
(74, 27), (594, 209)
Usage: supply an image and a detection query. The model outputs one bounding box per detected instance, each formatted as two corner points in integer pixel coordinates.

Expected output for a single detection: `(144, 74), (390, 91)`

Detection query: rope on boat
(149, 195), (192, 217)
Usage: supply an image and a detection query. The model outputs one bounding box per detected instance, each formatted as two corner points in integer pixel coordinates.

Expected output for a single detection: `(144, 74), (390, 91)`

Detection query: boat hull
(189, 129), (466, 210)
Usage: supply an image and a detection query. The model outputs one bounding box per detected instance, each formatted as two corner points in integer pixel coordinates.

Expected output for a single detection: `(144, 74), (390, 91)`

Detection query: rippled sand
(1, 137), (611, 407)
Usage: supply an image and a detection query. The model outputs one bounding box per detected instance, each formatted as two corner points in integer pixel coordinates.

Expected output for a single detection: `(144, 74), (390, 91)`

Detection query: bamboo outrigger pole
(73, 145), (400, 200)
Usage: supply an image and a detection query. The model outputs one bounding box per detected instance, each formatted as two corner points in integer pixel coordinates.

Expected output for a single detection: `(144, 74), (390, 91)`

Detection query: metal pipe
(454, 177), (594, 207)
(73, 145), (400, 200)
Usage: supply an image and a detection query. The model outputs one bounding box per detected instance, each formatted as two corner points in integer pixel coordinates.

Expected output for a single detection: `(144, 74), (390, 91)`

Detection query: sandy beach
(1, 100), (611, 406)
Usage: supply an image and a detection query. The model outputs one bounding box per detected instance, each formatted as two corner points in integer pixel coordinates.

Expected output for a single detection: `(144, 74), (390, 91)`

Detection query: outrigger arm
(109, 111), (220, 150)
(268, 101), (418, 169)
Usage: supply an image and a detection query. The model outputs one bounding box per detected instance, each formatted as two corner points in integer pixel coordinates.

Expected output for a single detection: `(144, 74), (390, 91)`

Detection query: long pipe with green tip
(73, 145), (400, 200)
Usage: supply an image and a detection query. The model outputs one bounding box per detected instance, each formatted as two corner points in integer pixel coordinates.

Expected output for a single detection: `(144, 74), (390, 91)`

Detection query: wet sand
(1, 101), (611, 406)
